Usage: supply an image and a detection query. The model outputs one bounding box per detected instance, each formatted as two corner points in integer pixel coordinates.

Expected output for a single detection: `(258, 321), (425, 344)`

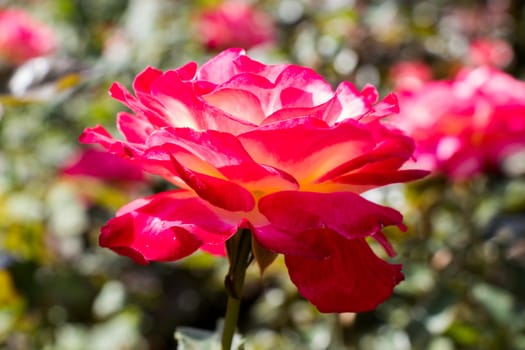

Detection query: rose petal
(205, 73), (275, 116)
(174, 61), (199, 81)
(285, 235), (404, 313)
(233, 53), (289, 81)
(259, 191), (404, 240)
(197, 48), (246, 83)
(239, 117), (374, 183)
(274, 65), (334, 108)
(79, 125), (143, 158)
(145, 127), (299, 191)
(323, 81), (371, 124)
(117, 112), (155, 143)
(315, 129), (415, 183)
(252, 225), (332, 259)
(61, 148), (144, 182)
(203, 88), (266, 124)
(169, 155), (255, 212)
(109, 82), (169, 129)
(332, 169), (429, 186)
(80, 125), (186, 184)
(101, 214), (202, 265)
(360, 84), (379, 105)
(79, 125), (115, 147)
(132, 66), (163, 94)
(150, 70), (256, 134)
(129, 190), (237, 243)
(226, 64), (335, 116)
(100, 190), (239, 264)
(370, 93), (400, 118)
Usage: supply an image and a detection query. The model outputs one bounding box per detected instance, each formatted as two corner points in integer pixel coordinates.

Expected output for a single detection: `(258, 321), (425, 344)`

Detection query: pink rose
(195, 1), (275, 50)
(388, 61), (433, 92)
(0, 8), (56, 65)
(80, 48), (426, 312)
(395, 67), (525, 178)
(467, 38), (514, 68)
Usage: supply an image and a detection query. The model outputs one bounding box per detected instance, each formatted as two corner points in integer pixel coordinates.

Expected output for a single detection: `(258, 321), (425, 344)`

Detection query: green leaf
(175, 327), (220, 350)
(175, 322), (244, 350)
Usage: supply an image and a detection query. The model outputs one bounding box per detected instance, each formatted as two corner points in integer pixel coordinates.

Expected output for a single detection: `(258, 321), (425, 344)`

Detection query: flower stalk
(221, 228), (253, 350)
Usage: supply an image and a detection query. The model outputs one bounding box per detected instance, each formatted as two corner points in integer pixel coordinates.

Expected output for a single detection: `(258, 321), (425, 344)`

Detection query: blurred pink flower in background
(395, 67), (525, 179)
(467, 38), (514, 68)
(0, 8), (57, 65)
(195, 1), (275, 50)
(388, 60), (433, 92)
(81, 48), (427, 312)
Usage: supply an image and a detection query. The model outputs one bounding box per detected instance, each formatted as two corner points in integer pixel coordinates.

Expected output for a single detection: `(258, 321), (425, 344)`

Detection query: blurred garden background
(1, 0), (525, 349)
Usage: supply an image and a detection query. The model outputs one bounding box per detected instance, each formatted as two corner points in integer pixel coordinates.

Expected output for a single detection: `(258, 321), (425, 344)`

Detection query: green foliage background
(1, 0), (525, 349)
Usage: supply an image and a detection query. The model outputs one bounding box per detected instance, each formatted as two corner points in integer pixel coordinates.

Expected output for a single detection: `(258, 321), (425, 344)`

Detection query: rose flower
(388, 60), (433, 92)
(395, 67), (525, 179)
(467, 38), (513, 68)
(80, 48), (426, 312)
(195, 1), (275, 50)
(0, 8), (56, 65)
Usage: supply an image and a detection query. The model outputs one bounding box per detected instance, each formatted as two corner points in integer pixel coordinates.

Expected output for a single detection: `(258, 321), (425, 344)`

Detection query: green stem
(221, 229), (253, 350)
(221, 294), (241, 350)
